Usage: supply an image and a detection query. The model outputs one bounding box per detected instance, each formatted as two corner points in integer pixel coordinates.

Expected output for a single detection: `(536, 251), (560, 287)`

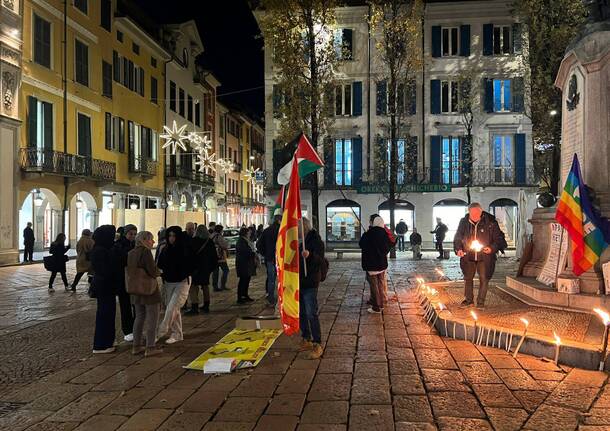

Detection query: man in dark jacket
(23, 222), (35, 263)
(453, 203), (507, 309)
(257, 211), (281, 307)
(409, 228), (423, 260)
(431, 218), (449, 259)
(359, 215), (392, 313)
(112, 224), (137, 341)
(395, 219), (408, 252)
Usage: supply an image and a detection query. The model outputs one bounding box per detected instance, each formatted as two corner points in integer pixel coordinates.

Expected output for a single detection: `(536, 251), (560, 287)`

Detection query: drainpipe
(420, 8), (426, 177)
(61, 0), (68, 235)
(366, 3), (372, 177)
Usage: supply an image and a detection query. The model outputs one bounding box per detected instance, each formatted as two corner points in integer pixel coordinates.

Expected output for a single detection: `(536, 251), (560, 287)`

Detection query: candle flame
(470, 310), (478, 321)
(429, 288), (438, 296)
(435, 268), (444, 277)
(594, 308), (610, 326)
(416, 277), (425, 284)
(520, 317), (529, 328)
(553, 332), (561, 345)
(470, 240), (483, 252)
(438, 303), (446, 311)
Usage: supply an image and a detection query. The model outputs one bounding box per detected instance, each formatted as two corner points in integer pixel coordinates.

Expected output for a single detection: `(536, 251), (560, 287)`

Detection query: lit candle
(431, 303), (445, 328)
(470, 310), (478, 343)
(553, 332), (561, 364)
(593, 308), (610, 371)
(512, 318), (529, 358)
(435, 268), (445, 279)
(470, 240), (483, 252)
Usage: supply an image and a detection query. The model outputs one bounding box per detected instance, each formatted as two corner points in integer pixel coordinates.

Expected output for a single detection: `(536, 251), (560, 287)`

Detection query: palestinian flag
(275, 157), (301, 335)
(277, 133), (324, 185)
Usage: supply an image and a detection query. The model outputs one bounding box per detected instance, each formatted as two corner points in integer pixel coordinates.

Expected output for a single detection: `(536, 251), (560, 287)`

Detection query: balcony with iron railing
(129, 155), (157, 177)
(19, 148), (116, 181)
(165, 164), (215, 189)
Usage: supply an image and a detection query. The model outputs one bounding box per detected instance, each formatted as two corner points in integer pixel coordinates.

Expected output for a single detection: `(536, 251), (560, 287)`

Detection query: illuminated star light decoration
(243, 166), (261, 183)
(160, 120), (188, 154)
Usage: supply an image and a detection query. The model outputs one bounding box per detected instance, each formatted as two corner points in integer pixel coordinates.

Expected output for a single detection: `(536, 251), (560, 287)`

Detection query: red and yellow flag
(276, 157), (301, 335)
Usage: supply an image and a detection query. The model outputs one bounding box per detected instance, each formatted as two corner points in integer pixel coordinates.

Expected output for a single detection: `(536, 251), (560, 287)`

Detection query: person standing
(23, 222), (34, 263)
(395, 219), (408, 252)
(157, 226), (192, 344)
(90, 225), (118, 354)
(155, 228), (166, 262)
(409, 228), (423, 260)
(47, 233), (70, 292)
(127, 231), (163, 357)
(70, 229), (94, 291)
(235, 227), (256, 304)
(359, 216), (392, 313)
(113, 224), (137, 342)
(453, 203), (507, 309)
(186, 225), (218, 314)
(256, 212), (281, 307)
(211, 225), (230, 291)
(431, 218), (449, 259)
(298, 217), (325, 360)
(256, 224), (264, 242)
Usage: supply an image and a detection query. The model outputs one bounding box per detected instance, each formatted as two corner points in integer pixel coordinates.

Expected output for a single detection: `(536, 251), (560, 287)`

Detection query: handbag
(125, 253), (158, 296)
(43, 256), (54, 271)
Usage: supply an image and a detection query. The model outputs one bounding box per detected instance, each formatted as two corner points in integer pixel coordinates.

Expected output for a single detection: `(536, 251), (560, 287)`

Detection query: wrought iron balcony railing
(20, 148), (116, 181)
(165, 164), (214, 188)
(129, 155), (157, 176)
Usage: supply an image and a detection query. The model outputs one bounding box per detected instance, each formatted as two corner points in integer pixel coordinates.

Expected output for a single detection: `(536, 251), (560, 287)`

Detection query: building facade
(261, 0), (538, 249)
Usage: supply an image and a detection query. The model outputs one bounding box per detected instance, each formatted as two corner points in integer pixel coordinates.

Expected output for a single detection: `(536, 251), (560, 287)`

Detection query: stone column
(89, 209), (99, 231)
(116, 193), (126, 227)
(138, 195), (146, 231)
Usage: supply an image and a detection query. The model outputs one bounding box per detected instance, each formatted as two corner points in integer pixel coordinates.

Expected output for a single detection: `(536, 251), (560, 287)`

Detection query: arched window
(489, 198), (518, 246)
(378, 199), (415, 231)
(432, 198), (467, 242)
(326, 199), (361, 243)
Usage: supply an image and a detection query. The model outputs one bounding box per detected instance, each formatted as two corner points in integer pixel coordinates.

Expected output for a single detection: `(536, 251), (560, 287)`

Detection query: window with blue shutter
(28, 96), (38, 148)
(353, 137), (363, 185)
(431, 26), (441, 58)
(460, 25), (470, 57)
(514, 133), (526, 184)
(483, 24), (493, 56)
(335, 139), (353, 186)
(334, 29), (353, 60)
(376, 81), (387, 115)
(324, 140), (334, 186)
(77, 113), (91, 157)
(406, 136), (418, 183)
(483, 78), (494, 113)
(512, 77), (524, 113)
(352, 81), (362, 116)
(430, 135), (442, 184)
(430, 80), (441, 114)
(33, 14), (51, 68)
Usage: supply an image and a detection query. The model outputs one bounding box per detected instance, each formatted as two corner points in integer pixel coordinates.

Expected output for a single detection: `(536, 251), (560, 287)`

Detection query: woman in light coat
(70, 229), (94, 291)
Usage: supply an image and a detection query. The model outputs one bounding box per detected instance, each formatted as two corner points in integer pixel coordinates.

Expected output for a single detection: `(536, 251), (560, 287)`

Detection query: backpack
(320, 257), (330, 282)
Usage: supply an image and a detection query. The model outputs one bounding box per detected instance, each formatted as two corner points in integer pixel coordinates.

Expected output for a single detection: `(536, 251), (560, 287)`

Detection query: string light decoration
(243, 166), (261, 183)
(160, 120), (188, 154)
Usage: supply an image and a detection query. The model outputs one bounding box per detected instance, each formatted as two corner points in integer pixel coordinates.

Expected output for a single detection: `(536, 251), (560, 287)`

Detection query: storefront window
(326, 200), (361, 242)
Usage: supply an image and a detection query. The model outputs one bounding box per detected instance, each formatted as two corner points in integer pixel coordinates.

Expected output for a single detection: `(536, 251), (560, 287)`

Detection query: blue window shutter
(430, 136), (442, 184)
(460, 25), (471, 57)
(43, 102), (53, 151)
(483, 24), (493, 56)
(352, 81), (362, 116)
(352, 137), (363, 185)
(376, 81), (387, 115)
(324, 141), (334, 186)
(430, 79), (441, 114)
(512, 23), (523, 54)
(483, 78), (494, 113)
(515, 133), (526, 184)
(431, 26), (441, 58)
(28, 96), (38, 148)
(512, 77), (524, 113)
(406, 136), (418, 183)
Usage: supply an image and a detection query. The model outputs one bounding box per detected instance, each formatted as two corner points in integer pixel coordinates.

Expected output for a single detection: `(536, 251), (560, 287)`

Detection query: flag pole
(300, 217), (308, 277)
(553, 227), (565, 289)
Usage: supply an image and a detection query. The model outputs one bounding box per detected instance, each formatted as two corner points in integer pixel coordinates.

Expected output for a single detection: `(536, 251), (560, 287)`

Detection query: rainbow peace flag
(555, 154), (609, 275)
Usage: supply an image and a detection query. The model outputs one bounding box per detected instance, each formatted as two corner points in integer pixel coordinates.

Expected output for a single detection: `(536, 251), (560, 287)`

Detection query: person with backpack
(395, 219), (408, 252)
(298, 217), (325, 360)
(112, 224), (137, 342)
(47, 233), (70, 292)
(256, 211), (281, 307)
(186, 225), (218, 314)
(431, 217), (449, 259)
(359, 216), (392, 313)
(211, 225), (230, 291)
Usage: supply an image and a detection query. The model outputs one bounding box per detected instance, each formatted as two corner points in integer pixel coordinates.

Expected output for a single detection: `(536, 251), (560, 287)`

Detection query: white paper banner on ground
(603, 261), (610, 295)
(537, 223), (569, 286)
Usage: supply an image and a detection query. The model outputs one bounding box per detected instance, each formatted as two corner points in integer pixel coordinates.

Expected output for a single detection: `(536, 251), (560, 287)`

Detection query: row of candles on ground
(416, 277), (610, 371)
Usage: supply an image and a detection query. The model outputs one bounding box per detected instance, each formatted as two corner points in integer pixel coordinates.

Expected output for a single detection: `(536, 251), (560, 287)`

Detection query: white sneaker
(165, 337), (180, 345)
(92, 347), (116, 354)
(367, 307), (381, 314)
(123, 334), (133, 342)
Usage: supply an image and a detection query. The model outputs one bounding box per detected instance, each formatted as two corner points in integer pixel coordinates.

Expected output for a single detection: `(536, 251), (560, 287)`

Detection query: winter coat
(157, 226), (192, 283)
(127, 244), (161, 305)
(23, 227), (35, 246)
(90, 225), (117, 297)
(453, 212), (507, 263)
(235, 236), (256, 278)
(360, 217), (392, 272)
(49, 241), (69, 272)
(409, 232), (422, 246)
(191, 236), (218, 285)
(431, 223), (449, 242)
(212, 232), (229, 263)
(75, 235), (94, 273)
(396, 221), (408, 235)
(299, 229), (325, 289)
(256, 222), (280, 262)
(112, 236), (134, 293)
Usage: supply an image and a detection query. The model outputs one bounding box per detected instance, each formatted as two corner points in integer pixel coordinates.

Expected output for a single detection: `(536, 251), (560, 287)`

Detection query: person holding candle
(453, 203), (507, 309)
(360, 215), (393, 313)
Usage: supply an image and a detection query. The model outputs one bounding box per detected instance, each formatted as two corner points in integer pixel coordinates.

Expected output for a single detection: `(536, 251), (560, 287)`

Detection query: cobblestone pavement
(1, 253), (609, 430)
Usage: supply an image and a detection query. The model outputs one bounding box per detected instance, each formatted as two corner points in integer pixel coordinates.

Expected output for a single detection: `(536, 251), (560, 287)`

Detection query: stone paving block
(523, 404), (580, 431)
(578, 426), (610, 431)
(180, 390), (227, 413)
(318, 358), (354, 374)
(139, 367), (186, 387)
(232, 374), (282, 398)
(202, 423), (254, 431)
(385, 329), (409, 339)
(409, 335), (446, 349)
(496, 369), (540, 391)
(516, 356), (561, 372)
(437, 417), (493, 430)
(529, 371), (566, 381)
(1, 382), (64, 404)
(157, 411), (212, 431)
(564, 369), (608, 388)
(354, 362), (388, 379)
(429, 392), (486, 419)
(544, 382), (600, 412)
(486, 355), (521, 369)
(359, 324), (385, 336)
(265, 393), (306, 416)
(414, 349), (457, 370)
(253, 353), (295, 375)
(405, 324), (437, 335)
(350, 377), (391, 404)
(322, 347), (356, 358)
(355, 350), (388, 363)
(26, 384), (93, 411)
(69, 366), (125, 385)
(200, 374), (244, 394)
(389, 359), (420, 375)
(254, 415), (298, 431)
(171, 371), (210, 389)
(297, 425), (346, 431)
(583, 408), (610, 425)
(144, 387), (196, 409)
(395, 423), (437, 431)
(472, 384), (522, 408)
(391, 374), (426, 395)
(393, 395), (434, 423)
(421, 369), (471, 392)
(213, 397), (269, 423)
(290, 359), (320, 371)
(92, 363), (158, 392)
(593, 386), (610, 408)
(512, 390), (548, 413)
(477, 346), (510, 356)
(40, 368), (93, 385)
(458, 362), (501, 384)
(73, 414), (127, 431)
(276, 369), (316, 395)
(358, 335), (387, 351)
(349, 404), (394, 431)
(485, 407), (529, 431)
(388, 346), (417, 360)
(448, 347), (485, 362)
(0, 409), (53, 431)
(326, 334), (357, 349)
(300, 400), (349, 424)
(307, 373), (352, 401)
(48, 391), (120, 422)
(100, 387), (162, 416)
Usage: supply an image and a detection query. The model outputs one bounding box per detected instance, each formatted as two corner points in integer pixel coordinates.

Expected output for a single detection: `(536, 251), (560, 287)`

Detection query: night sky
(132, 0), (264, 119)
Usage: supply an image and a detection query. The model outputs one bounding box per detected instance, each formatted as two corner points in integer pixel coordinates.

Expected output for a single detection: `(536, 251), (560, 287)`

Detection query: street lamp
(75, 194), (83, 209)
(550, 109), (558, 116)
(34, 190), (44, 207)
